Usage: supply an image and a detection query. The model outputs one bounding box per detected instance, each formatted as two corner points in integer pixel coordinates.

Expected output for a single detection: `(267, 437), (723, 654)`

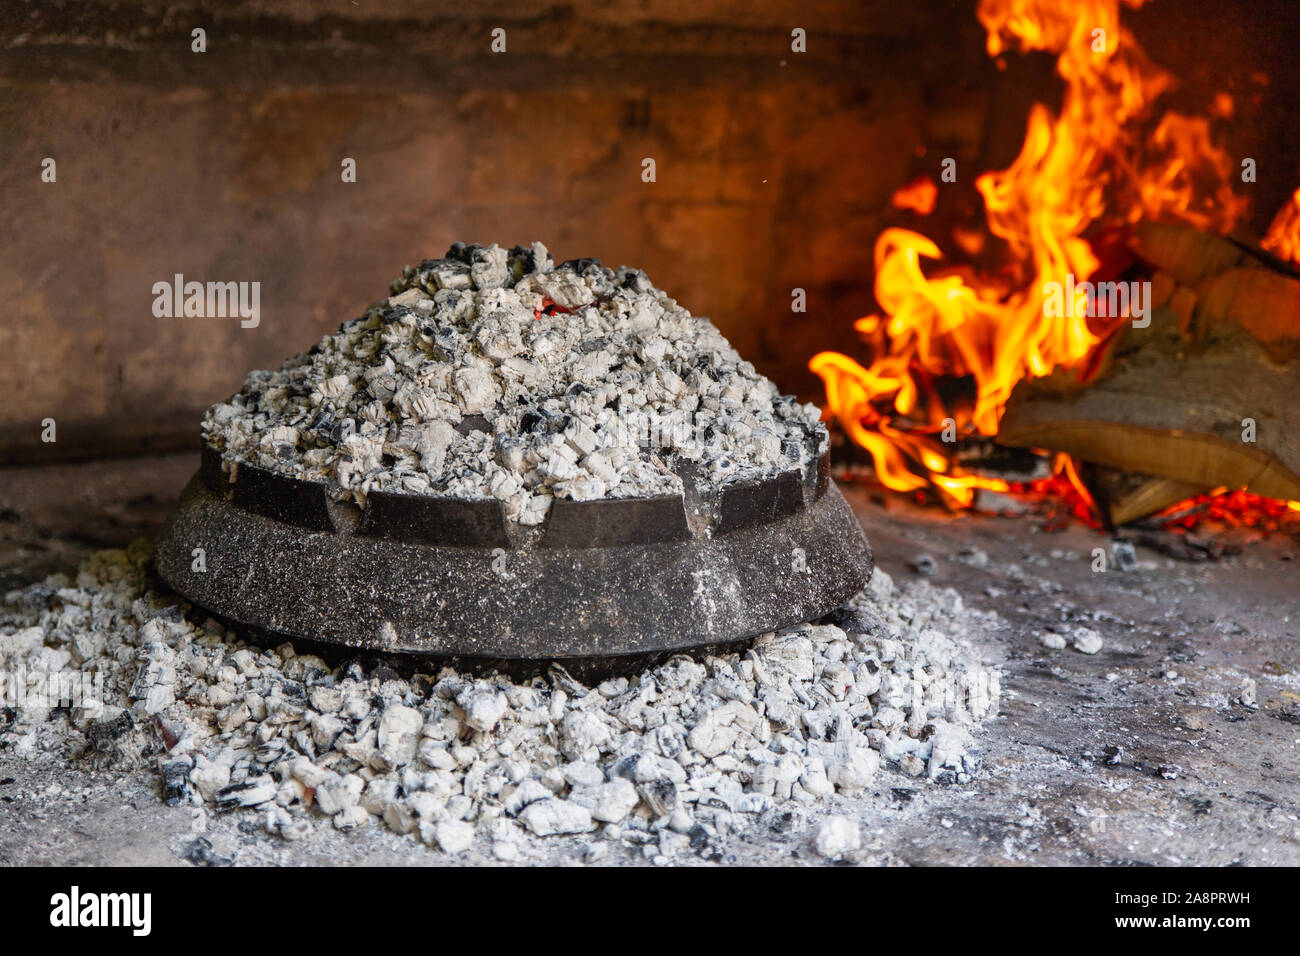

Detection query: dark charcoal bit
(781, 438), (802, 460)
(911, 554), (937, 576)
(329, 418), (356, 443)
(370, 663), (402, 683)
(342, 662), (367, 683)
(455, 415), (491, 436)
(161, 759), (191, 806)
(818, 604), (889, 637)
(272, 676), (308, 704)
(157, 606), (185, 625)
(520, 411), (545, 433)
(10, 583), (56, 611)
(411, 674), (436, 697)
(616, 266), (652, 292)
(433, 327), (460, 351)
(1111, 539), (1138, 572)
(445, 241), (482, 264)
(769, 809), (803, 834)
(548, 664), (589, 697)
(213, 781), (273, 811)
(85, 712), (133, 752)
(507, 244), (537, 280)
(180, 836), (233, 868)
(312, 409), (336, 438)
(689, 825), (723, 861)
(566, 382), (590, 397)
(494, 433), (521, 462)
(559, 257), (601, 273)
(638, 779), (677, 816)
(608, 754), (639, 780)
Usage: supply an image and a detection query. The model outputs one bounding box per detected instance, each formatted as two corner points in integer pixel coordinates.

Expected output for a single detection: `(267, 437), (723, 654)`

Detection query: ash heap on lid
(202, 242), (826, 525)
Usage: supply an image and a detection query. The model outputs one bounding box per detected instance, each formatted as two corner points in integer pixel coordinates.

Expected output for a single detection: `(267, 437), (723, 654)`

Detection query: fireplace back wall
(2, 0), (1296, 460)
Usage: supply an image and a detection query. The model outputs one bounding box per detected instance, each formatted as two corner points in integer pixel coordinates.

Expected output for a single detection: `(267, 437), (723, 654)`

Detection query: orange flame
(811, 0), (1251, 513)
(1262, 187), (1300, 265)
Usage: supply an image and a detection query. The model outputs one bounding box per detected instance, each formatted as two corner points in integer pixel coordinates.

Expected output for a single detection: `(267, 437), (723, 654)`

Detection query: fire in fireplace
(809, 0), (1300, 531)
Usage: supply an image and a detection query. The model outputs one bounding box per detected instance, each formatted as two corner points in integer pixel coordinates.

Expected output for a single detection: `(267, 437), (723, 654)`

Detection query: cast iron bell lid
(154, 443), (872, 660)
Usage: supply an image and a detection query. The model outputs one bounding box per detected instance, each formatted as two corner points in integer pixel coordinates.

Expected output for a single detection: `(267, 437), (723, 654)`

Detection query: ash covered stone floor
(1, 454), (1298, 866)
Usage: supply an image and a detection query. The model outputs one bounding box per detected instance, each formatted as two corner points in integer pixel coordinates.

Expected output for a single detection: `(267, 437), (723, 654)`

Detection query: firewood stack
(997, 221), (1300, 527)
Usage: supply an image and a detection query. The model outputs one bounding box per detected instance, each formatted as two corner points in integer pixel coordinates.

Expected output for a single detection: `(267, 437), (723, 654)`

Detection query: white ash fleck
(1238, 677), (1258, 709)
(814, 815), (861, 860)
(1, 543), (1001, 861)
(201, 242), (825, 524)
(1071, 627), (1104, 655)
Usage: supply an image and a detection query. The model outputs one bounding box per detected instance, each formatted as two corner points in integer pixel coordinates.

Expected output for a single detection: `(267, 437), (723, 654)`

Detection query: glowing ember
(1153, 489), (1300, 531)
(811, 0), (1289, 522)
(892, 176), (938, 216)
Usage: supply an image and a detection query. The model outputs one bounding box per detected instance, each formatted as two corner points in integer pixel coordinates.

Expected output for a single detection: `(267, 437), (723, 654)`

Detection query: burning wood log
(1087, 467), (1206, 528)
(997, 222), (1300, 518)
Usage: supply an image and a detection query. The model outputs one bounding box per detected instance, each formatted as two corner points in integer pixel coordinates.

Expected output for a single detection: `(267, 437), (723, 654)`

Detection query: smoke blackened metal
(155, 443), (872, 660)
